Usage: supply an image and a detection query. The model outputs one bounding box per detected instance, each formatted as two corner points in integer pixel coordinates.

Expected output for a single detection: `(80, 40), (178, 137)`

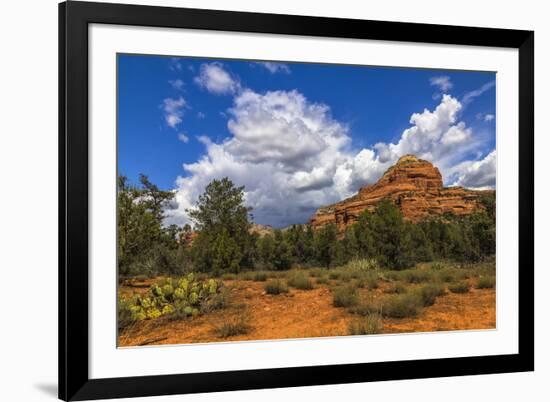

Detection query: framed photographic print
(59, 1), (534, 400)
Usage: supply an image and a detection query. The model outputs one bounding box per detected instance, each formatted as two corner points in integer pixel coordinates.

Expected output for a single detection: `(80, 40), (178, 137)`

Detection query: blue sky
(118, 54), (496, 227)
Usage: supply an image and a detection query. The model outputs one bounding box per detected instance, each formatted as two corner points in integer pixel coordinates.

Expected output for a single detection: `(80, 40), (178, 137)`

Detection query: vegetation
(117, 273), (226, 330)
(476, 276), (496, 289)
(264, 279), (289, 295)
(287, 271), (314, 290)
(448, 281), (471, 294)
(348, 314), (383, 335)
(333, 285), (359, 307)
(214, 315), (251, 338)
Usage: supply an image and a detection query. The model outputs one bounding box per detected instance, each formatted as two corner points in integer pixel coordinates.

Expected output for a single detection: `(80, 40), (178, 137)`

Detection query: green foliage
(383, 293), (422, 318)
(448, 281), (471, 294)
(332, 285), (359, 307)
(385, 283), (407, 294)
(188, 178), (254, 274)
(415, 284), (446, 307)
(287, 271), (314, 290)
(348, 314), (383, 335)
(117, 275), (228, 329)
(314, 224), (339, 268)
(264, 279), (289, 295)
(476, 276), (496, 289)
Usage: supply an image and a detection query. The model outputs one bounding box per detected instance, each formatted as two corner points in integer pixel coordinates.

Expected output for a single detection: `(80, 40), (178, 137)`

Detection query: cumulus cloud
(162, 97), (186, 128)
(194, 62), (240, 95)
(430, 76), (453, 92)
(453, 150), (496, 189)
(166, 91), (495, 228)
(255, 62), (291, 74)
(484, 114), (495, 122)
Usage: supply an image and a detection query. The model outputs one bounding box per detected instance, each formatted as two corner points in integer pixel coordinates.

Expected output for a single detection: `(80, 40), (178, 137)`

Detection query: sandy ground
(118, 278), (496, 347)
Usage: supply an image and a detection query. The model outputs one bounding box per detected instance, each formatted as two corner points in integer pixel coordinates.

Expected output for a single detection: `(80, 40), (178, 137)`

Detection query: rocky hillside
(310, 155), (494, 231)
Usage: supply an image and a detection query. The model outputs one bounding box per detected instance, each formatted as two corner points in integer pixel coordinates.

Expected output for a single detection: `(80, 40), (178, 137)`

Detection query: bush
(215, 316), (251, 338)
(221, 273), (237, 280)
(437, 268), (457, 283)
(348, 314), (383, 335)
(329, 271), (341, 280)
(430, 262), (446, 271)
(316, 276), (329, 285)
(264, 280), (289, 295)
(333, 285), (359, 307)
(385, 283), (407, 294)
(252, 271), (268, 282)
(476, 276), (496, 289)
(365, 273), (379, 290)
(345, 258), (379, 272)
(350, 297), (382, 316)
(383, 293), (421, 318)
(416, 284), (446, 307)
(448, 281), (470, 293)
(287, 271), (314, 290)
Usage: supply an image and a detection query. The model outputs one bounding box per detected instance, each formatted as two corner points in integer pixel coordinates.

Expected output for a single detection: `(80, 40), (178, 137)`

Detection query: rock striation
(310, 155), (494, 232)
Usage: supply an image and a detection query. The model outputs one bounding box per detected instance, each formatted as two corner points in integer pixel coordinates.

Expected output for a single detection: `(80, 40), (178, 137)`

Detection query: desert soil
(118, 278), (496, 347)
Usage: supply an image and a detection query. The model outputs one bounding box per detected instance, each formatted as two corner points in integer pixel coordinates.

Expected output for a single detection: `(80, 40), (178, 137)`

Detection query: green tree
(187, 177), (253, 273)
(314, 224), (338, 268)
(117, 175), (177, 276)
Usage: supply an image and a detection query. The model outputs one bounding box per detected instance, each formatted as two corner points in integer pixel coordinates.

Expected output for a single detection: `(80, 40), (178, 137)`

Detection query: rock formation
(310, 155), (494, 232)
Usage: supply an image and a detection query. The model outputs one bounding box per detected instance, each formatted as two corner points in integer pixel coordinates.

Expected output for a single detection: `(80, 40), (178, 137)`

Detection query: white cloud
(168, 79), (184, 90)
(484, 114), (495, 122)
(462, 80), (495, 105)
(197, 112), (206, 119)
(255, 62), (291, 74)
(178, 133), (189, 143)
(162, 97), (186, 128)
(194, 62), (240, 95)
(452, 150), (496, 189)
(430, 76), (453, 92)
(166, 91), (495, 228)
(169, 57), (182, 72)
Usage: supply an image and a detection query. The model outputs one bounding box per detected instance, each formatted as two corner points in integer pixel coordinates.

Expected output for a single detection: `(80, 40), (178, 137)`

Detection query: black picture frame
(59, 1), (534, 400)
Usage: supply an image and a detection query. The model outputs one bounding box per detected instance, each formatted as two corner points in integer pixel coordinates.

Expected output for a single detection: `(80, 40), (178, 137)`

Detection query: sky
(118, 54), (496, 228)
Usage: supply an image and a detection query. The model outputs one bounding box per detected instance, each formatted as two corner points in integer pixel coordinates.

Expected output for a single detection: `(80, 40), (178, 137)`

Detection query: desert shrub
(252, 271), (268, 282)
(430, 262), (446, 271)
(333, 285), (359, 307)
(416, 284), (446, 307)
(350, 297), (383, 316)
(436, 268), (458, 283)
(215, 315), (251, 338)
(448, 281), (470, 294)
(308, 268), (325, 278)
(345, 258), (380, 272)
(365, 273), (379, 290)
(200, 287), (231, 313)
(264, 279), (289, 295)
(383, 293), (422, 318)
(385, 283), (407, 294)
(316, 276), (329, 285)
(221, 273), (237, 280)
(329, 271), (341, 280)
(287, 271), (314, 290)
(348, 314), (383, 335)
(476, 276), (496, 289)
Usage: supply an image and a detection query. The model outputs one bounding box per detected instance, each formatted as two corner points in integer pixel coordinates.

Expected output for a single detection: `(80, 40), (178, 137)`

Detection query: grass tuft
(264, 279), (289, 295)
(348, 314), (383, 335)
(287, 271), (314, 290)
(332, 285), (359, 307)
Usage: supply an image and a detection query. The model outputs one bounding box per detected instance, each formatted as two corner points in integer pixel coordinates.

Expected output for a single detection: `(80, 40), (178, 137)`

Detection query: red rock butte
(310, 154), (494, 232)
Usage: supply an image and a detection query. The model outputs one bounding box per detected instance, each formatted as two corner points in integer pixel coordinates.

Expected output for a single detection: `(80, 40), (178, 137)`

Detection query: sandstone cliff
(310, 155), (494, 231)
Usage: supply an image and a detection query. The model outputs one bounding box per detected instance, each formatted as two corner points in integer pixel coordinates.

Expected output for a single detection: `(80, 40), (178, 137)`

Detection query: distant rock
(310, 154), (494, 231)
